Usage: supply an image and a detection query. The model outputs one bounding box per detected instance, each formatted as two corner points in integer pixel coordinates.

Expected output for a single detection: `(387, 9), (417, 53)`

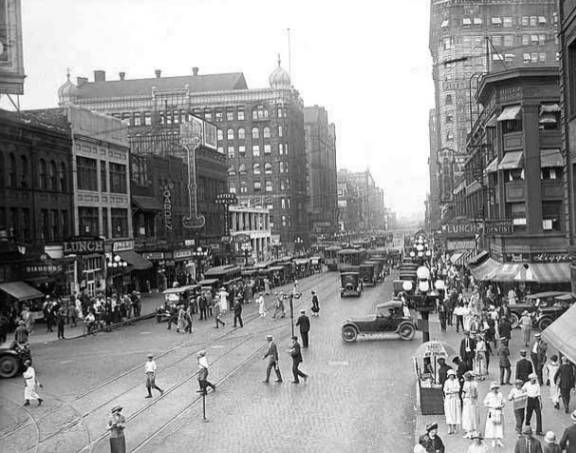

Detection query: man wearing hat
(262, 335), (282, 383)
(508, 379), (528, 434)
(542, 431), (561, 453)
(296, 309), (311, 348)
(523, 373), (544, 436)
(519, 310), (533, 347)
(555, 356), (575, 414)
(196, 350), (216, 394)
(107, 405), (126, 453)
(460, 330), (477, 370)
(418, 422), (445, 453)
(144, 354), (164, 399)
(498, 337), (512, 385)
(516, 350), (534, 384)
(530, 333), (548, 386)
(559, 410), (576, 453)
(287, 336), (308, 384)
(513, 426), (542, 453)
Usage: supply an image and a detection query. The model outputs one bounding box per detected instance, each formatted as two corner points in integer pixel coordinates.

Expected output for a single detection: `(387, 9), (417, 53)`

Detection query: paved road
(1, 270), (419, 453)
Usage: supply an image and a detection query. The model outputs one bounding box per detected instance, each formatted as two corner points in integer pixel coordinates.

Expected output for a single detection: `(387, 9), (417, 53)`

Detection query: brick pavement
(413, 313), (574, 452)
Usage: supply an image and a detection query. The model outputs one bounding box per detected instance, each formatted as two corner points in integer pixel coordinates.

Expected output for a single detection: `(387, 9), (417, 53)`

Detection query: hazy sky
(17, 0), (434, 219)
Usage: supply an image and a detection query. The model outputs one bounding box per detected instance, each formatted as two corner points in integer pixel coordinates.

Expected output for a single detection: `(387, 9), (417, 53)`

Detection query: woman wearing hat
(418, 422), (445, 453)
(519, 310), (532, 347)
(443, 369), (462, 434)
(107, 405), (126, 453)
(462, 371), (479, 439)
(466, 431), (489, 453)
(484, 382), (506, 449)
(22, 359), (43, 406)
(545, 355), (561, 410)
(473, 333), (488, 381)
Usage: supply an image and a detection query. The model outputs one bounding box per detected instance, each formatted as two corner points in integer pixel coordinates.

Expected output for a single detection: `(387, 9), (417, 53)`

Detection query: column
(523, 103), (543, 234)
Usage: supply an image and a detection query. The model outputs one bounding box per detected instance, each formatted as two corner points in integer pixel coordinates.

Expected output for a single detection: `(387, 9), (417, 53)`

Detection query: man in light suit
(262, 335), (282, 383)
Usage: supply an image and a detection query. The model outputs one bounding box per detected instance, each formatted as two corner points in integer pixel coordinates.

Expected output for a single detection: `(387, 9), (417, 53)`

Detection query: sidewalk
(413, 314), (573, 451)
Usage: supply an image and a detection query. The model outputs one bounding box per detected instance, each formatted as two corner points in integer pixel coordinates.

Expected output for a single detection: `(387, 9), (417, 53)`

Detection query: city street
(0, 269), (418, 453)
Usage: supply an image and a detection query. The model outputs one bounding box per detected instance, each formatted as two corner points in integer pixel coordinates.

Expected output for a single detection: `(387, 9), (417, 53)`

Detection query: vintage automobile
(0, 343), (31, 378)
(508, 291), (572, 331)
(340, 272), (362, 297)
(359, 263), (376, 287)
(157, 284), (200, 322)
(341, 300), (417, 342)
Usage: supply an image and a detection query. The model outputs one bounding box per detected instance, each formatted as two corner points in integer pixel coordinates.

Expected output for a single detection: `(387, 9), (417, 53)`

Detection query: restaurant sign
(63, 238), (105, 255)
(443, 219), (514, 236)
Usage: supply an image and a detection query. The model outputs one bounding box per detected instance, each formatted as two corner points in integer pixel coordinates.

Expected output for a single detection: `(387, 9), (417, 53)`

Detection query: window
(237, 107), (245, 120)
(47, 160), (56, 191)
(492, 36), (502, 47)
(539, 53), (546, 63)
(539, 34), (546, 45)
(541, 168), (560, 180)
(531, 52), (538, 63)
(144, 112), (151, 125)
(506, 169), (524, 181)
(279, 143), (284, 155)
(100, 161), (107, 192)
(263, 127), (270, 138)
(445, 94), (452, 105)
(252, 145), (260, 157)
(101, 207), (108, 238)
(522, 35), (529, 46)
(239, 145), (246, 156)
(39, 159), (47, 189)
(22, 208), (30, 241)
(253, 163), (261, 174)
(226, 108), (234, 121)
(204, 109), (212, 121)
(110, 163), (127, 193)
(217, 147), (224, 154)
(111, 208), (128, 238)
(539, 105), (560, 130)
(265, 180), (273, 192)
(441, 19), (449, 28)
(215, 110), (223, 122)
(227, 129), (234, 140)
(281, 198), (286, 209)
(504, 35), (513, 47)
(542, 201), (562, 231)
(522, 16), (529, 26)
(217, 129), (224, 141)
(19, 155), (28, 188)
(491, 17), (502, 25)
(503, 17), (512, 27)
(280, 162), (285, 173)
(239, 164), (247, 175)
(229, 186), (236, 194)
(59, 162), (67, 192)
(252, 127), (259, 139)
(277, 105), (285, 118)
(238, 128), (245, 139)
(228, 146), (235, 158)
(531, 34), (539, 44)
(79, 207), (98, 235)
(8, 153), (16, 187)
(264, 144), (271, 154)
(446, 114), (453, 123)
(264, 163), (272, 174)
(77, 156), (98, 191)
(442, 37), (452, 50)
(252, 105), (269, 119)
(524, 53), (531, 63)
(240, 181), (247, 193)
(41, 209), (49, 240)
(254, 181), (261, 192)
(462, 18), (471, 26)
(530, 16), (537, 26)
(51, 210), (59, 241)
(278, 125), (283, 137)
(446, 131), (454, 141)
(280, 179), (285, 190)
(228, 165), (236, 175)
(473, 17), (482, 25)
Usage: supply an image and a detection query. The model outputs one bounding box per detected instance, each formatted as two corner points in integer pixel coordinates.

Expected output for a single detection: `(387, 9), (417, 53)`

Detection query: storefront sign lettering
(113, 240), (134, 252)
(533, 253), (570, 263)
(143, 252), (164, 260)
(163, 188), (172, 231)
(174, 250), (193, 259)
(63, 239), (104, 255)
(24, 263), (62, 275)
(443, 222), (480, 235)
(484, 220), (514, 235)
(447, 240), (476, 251)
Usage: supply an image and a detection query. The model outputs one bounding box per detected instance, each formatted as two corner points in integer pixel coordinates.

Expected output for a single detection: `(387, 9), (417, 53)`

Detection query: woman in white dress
(545, 354), (561, 410)
(483, 381), (506, 449)
(461, 371), (479, 438)
(462, 302), (473, 332)
(23, 360), (43, 406)
(473, 334), (488, 380)
(443, 369), (461, 434)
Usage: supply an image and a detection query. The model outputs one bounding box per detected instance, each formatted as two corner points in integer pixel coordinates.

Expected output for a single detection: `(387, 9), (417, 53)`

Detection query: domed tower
(269, 56), (291, 89)
(58, 71), (79, 106)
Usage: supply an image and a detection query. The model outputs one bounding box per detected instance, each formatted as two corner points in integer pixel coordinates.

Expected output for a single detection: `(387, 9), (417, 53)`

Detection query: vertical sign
(163, 186), (172, 231)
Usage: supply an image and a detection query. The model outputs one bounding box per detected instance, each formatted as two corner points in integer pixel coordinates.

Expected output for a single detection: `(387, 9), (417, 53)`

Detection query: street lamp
(282, 290), (302, 337)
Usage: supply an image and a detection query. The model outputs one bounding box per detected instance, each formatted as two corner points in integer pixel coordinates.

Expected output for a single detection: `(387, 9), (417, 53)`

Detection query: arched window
(50, 160), (57, 191)
(228, 165), (236, 175)
(238, 128), (245, 139)
(238, 164), (247, 175)
(9, 153), (16, 187)
(59, 163), (67, 192)
(251, 127), (259, 139)
(217, 129), (224, 141)
(21, 155), (28, 187)
(265, 180), (273, 192)
(264, 163), (272, 174)
(278, 125), (283, 137)
(263, 127), (271, 138)
(253, 163), (261, 174)
(39, 159), (47, 189)
(227, 129), (234, 140)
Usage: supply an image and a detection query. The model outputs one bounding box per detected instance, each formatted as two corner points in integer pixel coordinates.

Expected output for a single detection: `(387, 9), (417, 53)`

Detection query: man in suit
(514, 426), (542, 453)
(559, 410), (576, 453)
(287, 336), (308, 384)
(295, 310), (311, 348)
(516, 349), (534, 383)
(498, 337), (512, 385)
(437, 357), (452, 388)
(530, 333), (547, 386)
(459, 330), (476, 369)
(555, 356), (575, 414)
(262, 335), (282, 383)
(499, 316), (513, 345)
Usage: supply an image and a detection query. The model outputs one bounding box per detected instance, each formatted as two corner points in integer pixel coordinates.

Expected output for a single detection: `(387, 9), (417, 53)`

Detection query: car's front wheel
(538, 316), (552, 331)
(509, 312), (520, 329)
(0, 354), (20, 378)
(398, 322), (416, 341)
(342, 326), (358, 343)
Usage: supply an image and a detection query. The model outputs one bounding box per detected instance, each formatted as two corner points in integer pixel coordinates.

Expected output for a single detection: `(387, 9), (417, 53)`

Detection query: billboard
(0, 0), (25, 95)
(182, 114), (217, 151)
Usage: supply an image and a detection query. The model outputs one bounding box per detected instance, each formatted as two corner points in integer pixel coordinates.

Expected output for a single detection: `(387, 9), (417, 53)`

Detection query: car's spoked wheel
(398, 323), (415, 341)
(342, 326), (358, 343)
(0, 355), (19, 378)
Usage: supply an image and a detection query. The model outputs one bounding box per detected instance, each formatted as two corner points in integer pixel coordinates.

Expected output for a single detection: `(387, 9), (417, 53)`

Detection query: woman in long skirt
(23, 360), (43, 406)
(461, 371), (479, 438)
(107, 405), (126, 453)
(176, 305), (186, 333)
(519, 310), (532, 347)
(484, 382), (506, 450)
(473, 334), (488, 380)
(443, 370), (462, 434)
(545, 355), (561, 409)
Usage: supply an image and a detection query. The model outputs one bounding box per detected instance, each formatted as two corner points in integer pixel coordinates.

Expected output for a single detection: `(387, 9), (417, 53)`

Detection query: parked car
(341, 300), (417, 342)
(340, 272), (362, 297)
(508, 291), (572, 331)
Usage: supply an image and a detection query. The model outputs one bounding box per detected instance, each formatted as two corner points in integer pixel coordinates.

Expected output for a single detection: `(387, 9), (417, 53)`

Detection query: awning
(467, 181), (482, 195)
(540, 103), (560, 114)
(498, 151), (523, 170)
(539, 114), (558, 124)
(529, 262), (570, 283)
(489, 263), (537, 282)
(117, 251), (153, 270)
(486, 158), (499, 173)
(540, 149), (563, 168)
(486, 115), (498, 128)
(497, 105), (521, 121)
(450, 252), (463, 265)
(469, 258), (501, 281)
(468, 250), (489, 266)
(542, 303), (576, 364)
(132, 196), (163, 212)
(0, 281), (44, 301)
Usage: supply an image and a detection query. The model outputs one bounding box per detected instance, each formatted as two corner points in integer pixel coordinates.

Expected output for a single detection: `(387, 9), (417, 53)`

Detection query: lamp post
(282, 290), (302, 337)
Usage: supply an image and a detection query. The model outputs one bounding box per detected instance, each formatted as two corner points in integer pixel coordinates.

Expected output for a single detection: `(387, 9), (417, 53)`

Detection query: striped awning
(530, 263), (570, 283)
(469, 258), (501, 281)
(475, 261), (569, 283)
(542, 303), (576, 364)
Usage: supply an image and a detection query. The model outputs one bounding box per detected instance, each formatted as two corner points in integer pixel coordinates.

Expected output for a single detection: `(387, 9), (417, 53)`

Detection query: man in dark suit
(530, 333), (547, 385)
(295, 310), (311, 348)
(262, 335), (282, 383)
(498, 337), (511, 385)
(559, 410), (576, 453)
(514, 426), (542, 453)
(437, 357), (452, 388)
(287, 336), (308, 384)
(498, 316), (513, 344)
(516, 350), (534, 383)
(459, 331), (476, 369)
(555, 356), (575, 413)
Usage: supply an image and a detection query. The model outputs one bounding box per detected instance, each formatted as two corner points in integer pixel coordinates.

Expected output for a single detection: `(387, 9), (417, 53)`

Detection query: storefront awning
(542, 303), (576, 364)
(540, 103), (560, 114)
(475, 262), (569, 283)
(485, 115), (497, 128)
(469, 258), (500, 281)
(497, 105), (522, 121)
(489, 263), (536, 282)
(467, 250), (489, 266)
(540, 149), (563, 168)
(450, 252), (463, 265)
(529, 262), (571, 283)
(132, 196), (163, 212)
(0, 281), (44, 301)
(467, 181), (482, 195)
(498, 151), (523, 170)
(486, 158), (498, 174)
(117, 251), (153, 270)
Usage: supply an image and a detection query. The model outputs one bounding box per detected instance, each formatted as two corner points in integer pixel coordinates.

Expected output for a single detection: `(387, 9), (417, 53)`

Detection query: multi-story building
(229, 205), (271, 265)
(304, 105), (338, 242)
(0, 108), (73, 315)
(57, 60), (307, 251)
(429, 0), (559, 228)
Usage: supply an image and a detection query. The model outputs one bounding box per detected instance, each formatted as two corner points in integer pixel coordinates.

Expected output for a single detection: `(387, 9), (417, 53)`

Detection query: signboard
(0, 0), (25, 95)
(443, 219), (514, 236)
(233, 233), (251, 244)
(504, 252), (571, 263)
(485, 219), (513, 235)
(63, 238), (104, 255)
(443, 221), (479, 236)
(143, 252), (164, 260)
(184, 239), (195, 247)
(113, 240), (134, 252)
(163, 186), (172, 231)
(446, 239), (476, 251)
(215, 193), (238, 205)
(174, 250), (193, 259)
(23, 262), (62, 277)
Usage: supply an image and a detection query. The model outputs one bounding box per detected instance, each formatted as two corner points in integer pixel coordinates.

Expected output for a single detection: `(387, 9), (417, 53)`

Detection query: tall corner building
(428, 0), (559, 228)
